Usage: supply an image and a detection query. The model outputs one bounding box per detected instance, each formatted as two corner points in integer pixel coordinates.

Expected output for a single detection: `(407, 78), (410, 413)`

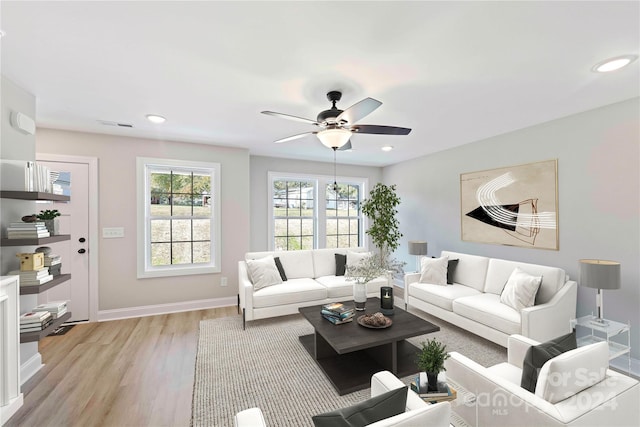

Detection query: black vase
(427, 372), (438, 391)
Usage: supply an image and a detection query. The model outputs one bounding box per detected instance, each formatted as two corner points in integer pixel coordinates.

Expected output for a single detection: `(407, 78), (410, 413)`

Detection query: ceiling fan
(262, 91), (411, 151)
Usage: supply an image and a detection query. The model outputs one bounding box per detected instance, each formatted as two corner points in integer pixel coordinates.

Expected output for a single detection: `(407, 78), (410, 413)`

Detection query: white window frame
(136, 157), (221, 278)
(268, 171), (368, 251)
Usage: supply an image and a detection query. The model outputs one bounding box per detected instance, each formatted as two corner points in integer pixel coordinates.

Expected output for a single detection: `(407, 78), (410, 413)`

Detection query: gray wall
(384, 98), (640, 358)
(249, 155), (383, 251)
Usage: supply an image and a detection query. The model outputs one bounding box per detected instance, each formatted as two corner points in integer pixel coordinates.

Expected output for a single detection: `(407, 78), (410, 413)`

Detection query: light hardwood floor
(7, 306), (237, 427)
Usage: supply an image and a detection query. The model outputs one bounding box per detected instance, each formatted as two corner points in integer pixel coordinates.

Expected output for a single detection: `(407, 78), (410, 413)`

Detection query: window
(137, 158), (220, 278)
(269, 172), (366, 251)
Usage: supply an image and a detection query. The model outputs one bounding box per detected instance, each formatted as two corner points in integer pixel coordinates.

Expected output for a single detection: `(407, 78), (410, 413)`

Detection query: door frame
(36, 153), (99, 322)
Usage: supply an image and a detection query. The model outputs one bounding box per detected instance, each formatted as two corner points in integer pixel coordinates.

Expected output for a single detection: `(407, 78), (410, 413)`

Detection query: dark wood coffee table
(298, 297), (440, 395)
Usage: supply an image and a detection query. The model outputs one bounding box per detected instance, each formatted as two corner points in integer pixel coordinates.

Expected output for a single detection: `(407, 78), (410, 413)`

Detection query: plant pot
(353, 283), (367, 311)
(427, 372), (438, 391)
(43, 218), (59, 236)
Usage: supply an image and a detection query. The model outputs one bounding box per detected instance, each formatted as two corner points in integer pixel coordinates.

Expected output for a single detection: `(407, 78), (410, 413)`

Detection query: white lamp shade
(579, 259), (621, 290)
(408, 241), (428, 256)
(317, 128), (351, 149)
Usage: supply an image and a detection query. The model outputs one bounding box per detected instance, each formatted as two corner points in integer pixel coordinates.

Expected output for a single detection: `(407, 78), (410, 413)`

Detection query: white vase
(353, 282), (367, 311)
(44, 218), (59, 235)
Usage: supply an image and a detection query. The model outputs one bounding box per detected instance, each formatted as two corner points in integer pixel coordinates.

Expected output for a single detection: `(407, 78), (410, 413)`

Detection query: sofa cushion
(315, 275), (354, 298)
(419, 256), (448, 285)
(453, 294), (521, 335)
(520, 330), (577, 393)
(535, 341), (608, 404)
(312, 248), (349, 278)
(441, 251), (490, 291)
(347, 250), (371, 268)
(257, 250), (314, 280)
(246, 255), (283, 290)
(484, 258), (566, 304)
(252, 278), (328, 308)
(274, 257), (288, 281)
(500, 267), (542, 311)
(312, 386), (407, 427)
(409, 283), (481, 312)
(335, 254), (347, 276)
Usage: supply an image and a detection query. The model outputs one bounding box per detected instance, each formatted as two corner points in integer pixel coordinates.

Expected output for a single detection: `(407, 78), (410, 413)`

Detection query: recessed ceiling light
(0, 30), (6, 38)
(146, 114), (166, 124)
(381, 145), (394, 152)
(592, 55), (637, 73)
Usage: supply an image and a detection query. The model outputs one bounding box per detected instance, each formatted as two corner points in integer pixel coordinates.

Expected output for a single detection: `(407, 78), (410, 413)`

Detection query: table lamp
(408, 241), (428, 273)
(579, 259), (620, 326)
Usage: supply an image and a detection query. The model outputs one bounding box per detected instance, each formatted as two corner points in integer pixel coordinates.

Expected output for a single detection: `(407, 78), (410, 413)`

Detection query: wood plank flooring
(6, 306), (237, 427)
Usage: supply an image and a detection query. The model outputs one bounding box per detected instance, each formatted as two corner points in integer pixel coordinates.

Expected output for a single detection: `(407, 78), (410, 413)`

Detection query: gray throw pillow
(520, 330), (577, 393)
(447, 259), (459, 284)
(335, 253), (347, 276)
(312, 386), (407, 427)
(274, 256), (287, 281)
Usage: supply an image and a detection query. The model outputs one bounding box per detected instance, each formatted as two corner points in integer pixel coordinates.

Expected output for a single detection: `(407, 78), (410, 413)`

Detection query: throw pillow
(520, 330), (577, 393)
(273, 256), (287, 281)
(246, 255), (283, 291)
(419, 256), (448, 285)
(311, 386), (407, 427)
(346, 250), (370, 268)
(447, 259), (459, 284)
(335, 253), (347, 276)
(500, 267), (542, 311)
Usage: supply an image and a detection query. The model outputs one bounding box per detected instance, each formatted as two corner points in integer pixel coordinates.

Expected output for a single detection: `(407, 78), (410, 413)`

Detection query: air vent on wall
(98, 120), (134, 128)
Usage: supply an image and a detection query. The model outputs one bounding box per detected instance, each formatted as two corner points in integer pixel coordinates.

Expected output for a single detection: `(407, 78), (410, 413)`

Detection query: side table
(570, 315), (631, 373)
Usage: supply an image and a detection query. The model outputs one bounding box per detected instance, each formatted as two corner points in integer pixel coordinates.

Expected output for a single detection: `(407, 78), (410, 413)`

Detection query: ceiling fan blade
(337, 140), (352, 151)
(274, 132), (316, 144)
(261, 111), (319, 125)
(336, 97), (382, 124)
(350, 124), (412, 135)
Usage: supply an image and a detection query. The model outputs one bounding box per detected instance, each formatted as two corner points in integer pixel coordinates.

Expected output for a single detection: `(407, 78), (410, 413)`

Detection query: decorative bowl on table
(357, 312), (392, 329)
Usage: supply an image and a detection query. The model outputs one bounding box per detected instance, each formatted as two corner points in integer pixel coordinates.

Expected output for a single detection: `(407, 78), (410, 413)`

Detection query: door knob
(78, 248), (86, 254)
(79, 237), (86, 242)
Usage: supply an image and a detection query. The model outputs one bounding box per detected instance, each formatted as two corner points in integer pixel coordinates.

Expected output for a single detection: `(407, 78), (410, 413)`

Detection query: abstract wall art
(460, 159), (558, 250)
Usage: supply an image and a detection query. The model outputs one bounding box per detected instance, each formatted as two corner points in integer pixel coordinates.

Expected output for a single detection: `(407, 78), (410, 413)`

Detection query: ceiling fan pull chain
(333, 148), (338, 192)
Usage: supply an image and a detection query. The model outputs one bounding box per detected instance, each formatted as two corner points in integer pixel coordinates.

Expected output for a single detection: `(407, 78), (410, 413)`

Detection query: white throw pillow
(535, 341), (609, 404)
(246, 255), (283, 290)
(346, 250), (370, 268)
(419, 256), (449, 285)
(500, 267), (542, 311)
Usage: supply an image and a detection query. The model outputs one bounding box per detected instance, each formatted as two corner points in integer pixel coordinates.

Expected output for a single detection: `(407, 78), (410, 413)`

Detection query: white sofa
(404, 251), (577, 347)
(234, 370), (451, 427)
(238, 248), (388, 328)
(445, 334), (640, 427)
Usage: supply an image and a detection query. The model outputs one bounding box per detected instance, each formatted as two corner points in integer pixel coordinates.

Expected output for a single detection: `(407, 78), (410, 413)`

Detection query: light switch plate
(103, 227), (124, 238)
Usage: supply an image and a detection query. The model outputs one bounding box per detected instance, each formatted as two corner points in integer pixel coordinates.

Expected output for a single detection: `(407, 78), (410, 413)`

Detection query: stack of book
(32, 301), (68, 319)
(6, 222), (50, 239)
(20, 311), (53, 333)
(410, 373), (456, 402)
(321, 302), (355, 324)
(44, 253), (62, 276)
(8, 268), (53, 286)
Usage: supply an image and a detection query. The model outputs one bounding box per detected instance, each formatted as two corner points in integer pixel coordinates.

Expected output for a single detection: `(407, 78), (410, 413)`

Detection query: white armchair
(445, 334), (640, 427)
(234, 370), (451, 427)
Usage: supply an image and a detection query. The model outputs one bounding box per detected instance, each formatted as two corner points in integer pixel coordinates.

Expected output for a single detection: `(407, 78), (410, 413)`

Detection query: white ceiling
(1, 1), (638, 167)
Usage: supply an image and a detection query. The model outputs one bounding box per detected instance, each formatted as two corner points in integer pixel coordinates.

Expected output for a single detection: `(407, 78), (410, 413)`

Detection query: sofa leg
(237, 294), (240, 314)
(242, 308), (246, 330)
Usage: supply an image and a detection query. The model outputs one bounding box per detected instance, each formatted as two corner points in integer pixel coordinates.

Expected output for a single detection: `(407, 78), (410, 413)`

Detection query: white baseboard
(20, 352), (43, 385)
(97, 296), (238, 322)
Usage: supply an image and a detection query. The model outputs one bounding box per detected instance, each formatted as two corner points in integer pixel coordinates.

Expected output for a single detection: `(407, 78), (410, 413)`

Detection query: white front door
(35, 156), (98, 322)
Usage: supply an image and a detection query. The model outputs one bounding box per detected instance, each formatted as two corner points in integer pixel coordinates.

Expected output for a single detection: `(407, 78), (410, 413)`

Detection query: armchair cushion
(535, 341), (609, 404)
(311, 386), (408, 427)
(520, 330), (576, 392)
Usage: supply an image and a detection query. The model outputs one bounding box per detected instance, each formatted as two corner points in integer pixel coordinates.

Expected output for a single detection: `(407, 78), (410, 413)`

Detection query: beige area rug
(191, 311), (506, 426)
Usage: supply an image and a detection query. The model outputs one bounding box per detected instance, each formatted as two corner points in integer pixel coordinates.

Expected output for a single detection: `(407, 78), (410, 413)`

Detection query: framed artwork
(460, 159), (558, 250)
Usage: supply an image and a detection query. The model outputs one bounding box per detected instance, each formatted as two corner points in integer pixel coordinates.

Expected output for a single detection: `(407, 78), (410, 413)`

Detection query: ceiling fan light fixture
(317, 128), (352, 149)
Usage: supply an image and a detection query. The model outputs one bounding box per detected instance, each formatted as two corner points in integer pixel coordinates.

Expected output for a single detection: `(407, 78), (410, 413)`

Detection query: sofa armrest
(367, 402), (451, 427)
(521, 280), (577, 343)
(507, 334), (539, 369)
(238, 261), (254, 317)
(403, 273), (420, 304)
(234, 407), (266, 427)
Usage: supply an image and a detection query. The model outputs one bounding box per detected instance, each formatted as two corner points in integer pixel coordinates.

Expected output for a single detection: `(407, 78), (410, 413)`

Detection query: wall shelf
(0, 191), (70, 202)
(20, 311), (72, 343)
(0, 234), (70, 246)
(19, 273), (71, 295)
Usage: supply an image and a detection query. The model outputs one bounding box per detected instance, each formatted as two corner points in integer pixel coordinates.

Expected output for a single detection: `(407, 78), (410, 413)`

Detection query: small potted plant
(416, 338), (450, 391)
(36, 209), (61, 235)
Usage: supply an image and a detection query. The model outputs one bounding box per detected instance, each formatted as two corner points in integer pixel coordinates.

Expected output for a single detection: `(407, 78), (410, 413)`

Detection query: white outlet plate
(103, 227), (124, 238)
(220, 277), (228, 286)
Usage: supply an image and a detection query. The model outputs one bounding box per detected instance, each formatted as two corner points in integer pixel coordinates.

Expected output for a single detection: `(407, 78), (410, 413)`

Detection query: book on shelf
(20, 311), (52, 324)
(322, 313), (354, 325)
(33, 301), (68, 318)
(8, 221), (48, 228)
(410, 373), (452, 398)
(44, 255), (62, 266)
(7, 230), (51, 238)
(20, 318), (54, 332)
